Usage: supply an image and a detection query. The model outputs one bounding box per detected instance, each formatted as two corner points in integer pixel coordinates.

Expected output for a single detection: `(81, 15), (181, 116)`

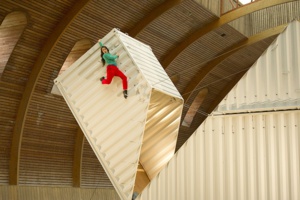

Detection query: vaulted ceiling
(1, 0), (299, 190)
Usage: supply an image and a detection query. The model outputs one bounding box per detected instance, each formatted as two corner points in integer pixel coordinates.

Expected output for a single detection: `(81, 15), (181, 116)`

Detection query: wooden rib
(162, 0), (296, 68)
(134, 162), (150, 194)
(128, 0), (183, 37)
(9, 0), (91, 185)
(170, 74), (180, 85)
(0, 11), (27, 74)
(206, 71), (246, 115)
(182, 88), (208, 127)
(182, 24), (287, 103)
(73, 129), (85, 187)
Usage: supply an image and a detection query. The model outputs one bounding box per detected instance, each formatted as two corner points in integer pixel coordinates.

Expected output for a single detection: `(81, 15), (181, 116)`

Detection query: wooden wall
(0, 185), (120, 200)
(193, 0), (220, 16)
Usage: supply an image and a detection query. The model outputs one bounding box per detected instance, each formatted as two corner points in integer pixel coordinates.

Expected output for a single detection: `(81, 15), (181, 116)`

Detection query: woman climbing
(98, 39), (128, 99)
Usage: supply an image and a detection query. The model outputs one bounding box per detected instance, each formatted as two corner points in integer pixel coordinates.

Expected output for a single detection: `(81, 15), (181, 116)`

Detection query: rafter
(9, 0), (91, 185)
(182, 24), (287, 103)
(73, 129), (85, 187)
(128, 0), (183, 37)
(206, 71), (246, 115)
(162, 0), (297, 68)
(182, 88), (208, 127)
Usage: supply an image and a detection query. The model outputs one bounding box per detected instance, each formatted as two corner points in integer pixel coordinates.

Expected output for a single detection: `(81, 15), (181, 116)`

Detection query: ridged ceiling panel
(55, 29), (183, 199)
(249, 1), (300, 36)
(215, 21), (300, 114)
(136, 0), (217, 61)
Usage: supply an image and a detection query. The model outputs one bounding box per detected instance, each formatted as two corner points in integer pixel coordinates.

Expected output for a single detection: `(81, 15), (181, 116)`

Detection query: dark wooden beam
(182, 88), (208, 127)
(9, 0), (91, 185)
(162, 0), (296, 68)
(206, 71), (246, 115)
(195, 71), (246, 125)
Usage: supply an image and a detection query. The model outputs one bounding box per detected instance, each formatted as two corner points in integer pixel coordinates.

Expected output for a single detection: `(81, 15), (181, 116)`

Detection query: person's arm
(98, 39), (103, 47)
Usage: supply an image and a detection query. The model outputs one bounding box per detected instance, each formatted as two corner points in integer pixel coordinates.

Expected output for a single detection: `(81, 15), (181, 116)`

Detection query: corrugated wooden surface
(0, 185), (119, 200)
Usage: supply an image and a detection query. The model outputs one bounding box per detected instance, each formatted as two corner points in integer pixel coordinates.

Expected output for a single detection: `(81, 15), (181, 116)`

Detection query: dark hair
(100, 46), (109, 65)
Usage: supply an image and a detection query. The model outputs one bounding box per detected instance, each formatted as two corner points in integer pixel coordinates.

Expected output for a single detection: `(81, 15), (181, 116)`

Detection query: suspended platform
(54, 28), (183, 200)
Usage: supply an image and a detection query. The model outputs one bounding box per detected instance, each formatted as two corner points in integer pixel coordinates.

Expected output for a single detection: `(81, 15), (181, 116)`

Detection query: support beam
(195, 71), (246, 125)
(170, 74), (180, 85)
(128, 0), (183, 37)
(206, 71), (246, 115)
(9, 0), (91, 185)
(162, 0), (297, 68)
(182, 88), (208, 127)
(182, 24), (287, 103)
(73, 129), (85, 187)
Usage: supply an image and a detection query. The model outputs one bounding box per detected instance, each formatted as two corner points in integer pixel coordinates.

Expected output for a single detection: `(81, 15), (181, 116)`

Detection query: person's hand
(98, 38), (101, 42)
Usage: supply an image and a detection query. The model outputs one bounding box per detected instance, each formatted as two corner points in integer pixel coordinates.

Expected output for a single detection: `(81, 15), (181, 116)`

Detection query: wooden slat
(9, 0), (91, 185)
(129, 0), (183, 37)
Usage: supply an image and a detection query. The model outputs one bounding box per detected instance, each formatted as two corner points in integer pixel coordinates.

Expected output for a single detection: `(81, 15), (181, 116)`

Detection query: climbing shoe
(123, 90), (128, 99)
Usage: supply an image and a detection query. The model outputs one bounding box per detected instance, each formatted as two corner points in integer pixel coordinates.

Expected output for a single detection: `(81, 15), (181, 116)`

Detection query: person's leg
(101, 66), (114, 85)
(115, 68), (128, 90)
(115, 68), (128, 99)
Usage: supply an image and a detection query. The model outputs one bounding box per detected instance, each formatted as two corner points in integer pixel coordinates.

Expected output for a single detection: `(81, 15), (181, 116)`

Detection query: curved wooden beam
(182, 88), (208, 127)
(128, 0), (183, 37)
(206, 71), (246, 115)
(195, 71), (246, 125)
(182, 24), (287, 103)
(162, 0), (297, 68)
(73, 129), (85, 187)
(9, 0), (91, 185)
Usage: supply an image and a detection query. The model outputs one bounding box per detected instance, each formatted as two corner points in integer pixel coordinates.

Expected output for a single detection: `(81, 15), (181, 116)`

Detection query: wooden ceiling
(1, 0), (299, 190)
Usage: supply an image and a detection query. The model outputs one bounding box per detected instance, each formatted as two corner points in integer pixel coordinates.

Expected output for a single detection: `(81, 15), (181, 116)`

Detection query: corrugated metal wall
(215, 20), (300, 114)
(138, 111), (300, 200)
(138, 21), (300, 200)
(54, 29), (183, 200)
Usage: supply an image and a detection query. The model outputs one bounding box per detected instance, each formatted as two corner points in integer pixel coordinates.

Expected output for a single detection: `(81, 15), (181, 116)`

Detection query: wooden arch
(9, 0), (91, 185)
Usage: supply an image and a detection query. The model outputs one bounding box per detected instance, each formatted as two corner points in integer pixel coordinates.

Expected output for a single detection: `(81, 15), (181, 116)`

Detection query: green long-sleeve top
(99, 41), (118, 66)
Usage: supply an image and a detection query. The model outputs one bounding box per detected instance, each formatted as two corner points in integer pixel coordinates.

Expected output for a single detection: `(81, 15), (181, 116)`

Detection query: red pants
(102, 65), (128, 90)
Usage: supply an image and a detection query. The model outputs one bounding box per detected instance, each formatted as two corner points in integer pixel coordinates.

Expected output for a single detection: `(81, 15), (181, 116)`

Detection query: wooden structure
(1, 0), (300, 199)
